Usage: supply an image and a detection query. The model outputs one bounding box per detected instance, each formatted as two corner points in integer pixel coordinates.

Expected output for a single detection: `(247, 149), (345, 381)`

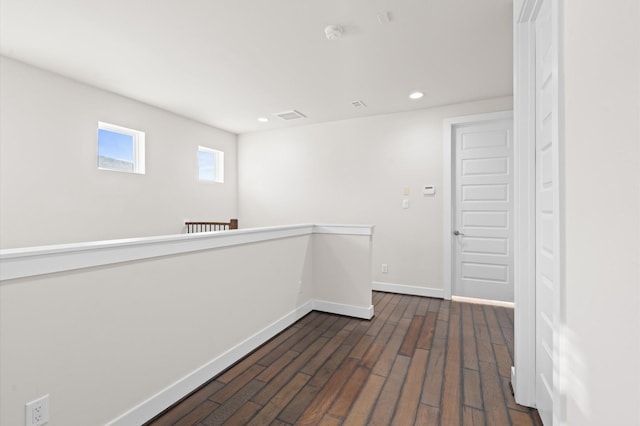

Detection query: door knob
(453, 230), (465, 236)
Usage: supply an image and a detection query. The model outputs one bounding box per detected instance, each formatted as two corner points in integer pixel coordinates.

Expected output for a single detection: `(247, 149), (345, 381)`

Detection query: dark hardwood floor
(147, 292), (541, 425)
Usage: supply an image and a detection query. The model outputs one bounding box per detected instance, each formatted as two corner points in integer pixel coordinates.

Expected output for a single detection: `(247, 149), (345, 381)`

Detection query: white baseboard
(451, 295), (514, 308)
(106, 300), (314, 426)
(106, 298), (373, 425)
(372, 281), (444, 299)
(313, 299), (374, 320)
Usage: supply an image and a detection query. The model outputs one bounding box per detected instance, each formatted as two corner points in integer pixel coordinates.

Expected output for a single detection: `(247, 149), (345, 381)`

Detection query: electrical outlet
(25, 395), (49, 426)
(381, 263), (388, 273)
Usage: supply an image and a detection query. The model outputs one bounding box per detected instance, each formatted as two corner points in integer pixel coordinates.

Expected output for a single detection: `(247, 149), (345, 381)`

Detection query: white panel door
(535, 0), (556, 423)
(453, 119), (514, 302)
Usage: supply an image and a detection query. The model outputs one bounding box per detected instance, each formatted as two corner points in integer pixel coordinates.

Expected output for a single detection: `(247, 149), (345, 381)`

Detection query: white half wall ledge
(0, 223), (375, 281)
(372, 281), (445, 299)
(312, 224), (375, 236)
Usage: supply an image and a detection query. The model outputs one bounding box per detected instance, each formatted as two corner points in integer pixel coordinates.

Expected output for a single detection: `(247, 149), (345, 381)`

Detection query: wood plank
(366, 294), (401, 337)
(493, 343), (512, 378)
(440, 303), (462, 425)
(387, 295), (410, 325)
(370, 355), (410, 426)
(372, 292), (393, 315)
(277, 344), (352, 424)
(484, 305), (506, 345)
(342, 323), (369, 347)
(301, 330), (348, 376)
(391, 348), (429, 426)
(247, 372), (310, 425)
(349, 334), (374, 360)
(375, 322), (396, 344)
(322, 316), (350, 338)
(291, 328), (324, 353)
(473, 305), (494, 364)
(479, 361), (510, 426)
(295, 357), (359, 425)
(463, 368), (483, 409)
(173, 400), (219, 426)
(371, 317), (411, 377)
(463, 405), (486, 426)
(221, 401), (262, 425)
(401, 296), (420, 319)
(438, 299), (451, 322)
(495, 307), (515, 359)
(398, 315), (424, 357)
(318, 414), (342, 426)
(294, 311), (320, 329)
(420, 337), (446, 407)
(257, 350), (298, 382)
(201, 379), (265, 425)
(257, 318), (324, 367)
(461, 303), (479, 371)
(361, 341), (385, 370)
(342, 374), (385, 425)
(416, 311), (437, 350)
(509, 408), (536, 426)
(416, 404), (440, 425)
(252, 336), (329, 405)
(209, 364), (265, 403)
(428, 298), (441, 313)
(315, 314), (341, 334)
(434, 317), (449, 341)
(328, 365), (370, 418)
(415, 297), (430, 316)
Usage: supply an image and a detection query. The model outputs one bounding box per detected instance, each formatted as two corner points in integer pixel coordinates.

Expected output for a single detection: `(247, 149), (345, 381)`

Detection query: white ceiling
(0, 0), (513, 134)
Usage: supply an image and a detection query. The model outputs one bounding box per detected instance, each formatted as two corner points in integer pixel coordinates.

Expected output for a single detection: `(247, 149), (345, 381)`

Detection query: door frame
(442, 110), (515, 302)
(513, 0), (566, 420)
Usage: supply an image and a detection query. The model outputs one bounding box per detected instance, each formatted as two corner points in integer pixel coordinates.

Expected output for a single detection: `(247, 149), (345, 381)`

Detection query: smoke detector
(325, 25), (343, 40)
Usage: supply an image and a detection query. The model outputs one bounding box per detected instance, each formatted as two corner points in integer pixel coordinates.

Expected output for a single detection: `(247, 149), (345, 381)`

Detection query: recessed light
(409, 91), (424, 100)
(257, 117), (269, 123)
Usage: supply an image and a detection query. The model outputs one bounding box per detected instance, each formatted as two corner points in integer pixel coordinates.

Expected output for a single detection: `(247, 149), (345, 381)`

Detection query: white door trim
(514, 0), (566, 422)
(512, 0), (539, 408)
(442, 110), (514, 301)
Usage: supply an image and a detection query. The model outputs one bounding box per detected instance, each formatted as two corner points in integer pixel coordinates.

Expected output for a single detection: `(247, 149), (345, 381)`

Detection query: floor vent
(274, 110), (307, 120)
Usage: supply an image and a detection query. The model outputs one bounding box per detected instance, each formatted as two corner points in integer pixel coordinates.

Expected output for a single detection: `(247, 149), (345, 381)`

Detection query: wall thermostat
(423, 185), (436, 195)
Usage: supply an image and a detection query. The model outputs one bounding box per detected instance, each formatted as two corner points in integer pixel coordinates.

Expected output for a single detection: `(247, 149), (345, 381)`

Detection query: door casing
(512, 0), (566, 423)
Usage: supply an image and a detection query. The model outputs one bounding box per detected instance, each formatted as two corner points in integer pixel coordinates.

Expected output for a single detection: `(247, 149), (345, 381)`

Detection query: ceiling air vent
(351, 100), (367, 108)
(274, 110), (307, 121)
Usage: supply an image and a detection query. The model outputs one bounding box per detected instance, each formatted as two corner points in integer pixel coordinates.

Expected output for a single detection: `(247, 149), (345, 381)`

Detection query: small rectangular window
(98, 121), (145, 174)
(198, 146), (224, 183)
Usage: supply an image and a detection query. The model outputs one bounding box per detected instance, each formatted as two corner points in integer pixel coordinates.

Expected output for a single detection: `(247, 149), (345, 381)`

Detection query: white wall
(313, 233), (373, 310)
(562, 1), (640, 424)
(0, 57), (238, 249)
(238, 97), (513, 294)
